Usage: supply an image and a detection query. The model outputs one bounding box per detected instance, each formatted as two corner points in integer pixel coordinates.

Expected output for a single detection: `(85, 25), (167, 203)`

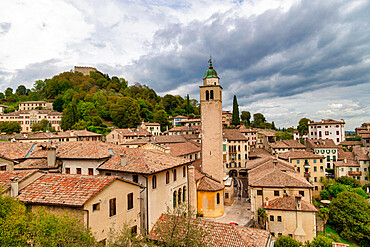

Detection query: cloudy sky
(1, 0), (369, 130)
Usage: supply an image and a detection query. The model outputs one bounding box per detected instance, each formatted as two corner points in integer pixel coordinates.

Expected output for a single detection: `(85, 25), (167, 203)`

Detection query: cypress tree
(232, 95), (240, 125)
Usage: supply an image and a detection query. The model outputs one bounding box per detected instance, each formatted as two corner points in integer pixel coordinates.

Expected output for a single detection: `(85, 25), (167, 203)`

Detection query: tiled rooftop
(98, 148), (190, 174)
(0, 142), (35, 160)
(152, 135), (187, 144)
(306, 139), (338, 148)
(4, 110), (62, 116)
(150, 214), (271, 247)
(112, 128), (152, 137)
(57, 141), (115, 159)
(223, 129), (248, 141)
(308, 119), (344, 125)
(17, 173), (138, 207)
(16, 130), (101, 140)
(278, 150), (323, 160)
(0, 170), (40, 190)
(165, 142), (201, 157)
(197, 174), (224, 191)
(264, 195), (317, 212)
(353, 147), (370, 161)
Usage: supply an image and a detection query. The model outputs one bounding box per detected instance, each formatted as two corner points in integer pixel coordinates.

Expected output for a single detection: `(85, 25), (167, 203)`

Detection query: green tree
(186, 94), (191, 116)
(162, 94), (179, 114)
(110, 97), (141, 128)
(53, 96), (65, 112)
(0, 92), (5, 100)
(257, 208), (267, 229)
(31, 119), (55, 132)
(252, 113), (266, 127)
(297, 118), (311, 136)
(318, 208), (329, 235)
(4, 87), (13, 98)
(60, 99), (79, 130)
(231, 95), (240, 125)
(305, 235), (333, 247)
(150, 204), (207, 247)
(275, 235), (301, 247)
(330, 191), (370, 245)
(154, 110), (169, 131)
(0, 122), (21, 134)
(240, 111), (251, 126)
(320, 189), (330, 200)
(336, 176), (361, 188)
(328, 182), (348, 198)
(16, 85), (27, 95)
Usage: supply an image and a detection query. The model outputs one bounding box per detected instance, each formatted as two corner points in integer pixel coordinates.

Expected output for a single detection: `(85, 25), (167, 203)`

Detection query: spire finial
(208, 55), (213, 68)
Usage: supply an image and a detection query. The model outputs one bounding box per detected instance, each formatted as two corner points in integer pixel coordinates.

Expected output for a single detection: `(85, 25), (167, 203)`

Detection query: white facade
(308, 119), (345, 145)
(0, 109), (62, 132)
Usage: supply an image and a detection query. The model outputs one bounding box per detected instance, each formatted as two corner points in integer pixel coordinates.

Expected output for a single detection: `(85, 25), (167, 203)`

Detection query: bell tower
(200, 59), (224, 182)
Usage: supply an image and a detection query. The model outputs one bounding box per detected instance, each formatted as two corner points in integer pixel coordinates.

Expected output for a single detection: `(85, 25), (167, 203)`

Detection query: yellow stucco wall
(267, 209), (316, 243)
(197, 190), (224, 218)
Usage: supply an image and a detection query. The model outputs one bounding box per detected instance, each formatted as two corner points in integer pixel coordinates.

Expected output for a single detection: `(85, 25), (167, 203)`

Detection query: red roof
(264, 195), (317, 212)
(18, 173), (139, 207)
(0, 170), (40, 190)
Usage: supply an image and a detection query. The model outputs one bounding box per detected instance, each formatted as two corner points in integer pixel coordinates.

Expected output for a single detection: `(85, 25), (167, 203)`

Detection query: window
(297, 167), (300, 172)
(278, 233), (282, 237)
(210, 90), (214, 100)
(205, 90), (209, 100)
(315, 186), (318, 191)
(173, 191), (177, 208)
(277, 216), (282, 222)
(217, 193), (220, 204)
(127, 193), (134, 210)
(173, 169), (177, 181)
(109, 198), (116, 217)
(225, 193), (229, 199)
(183, 186), (186, 202)
(183, 166), (186, 177)
(76, 168), (82, 174)
(314, 166), (317, 172)
(314, 177), (317, 182)
(88, 168), (94, 175)
(320, 159), (323, 163)
(327, 156), (330, 162)
(131, 225), (137, 236)
(65, 168), (70, 174)
(320, 166), (323, 172)
(299, 191), (305, 197)
(271, 232), (275, 237)
(257, 190), (262, 196)
(297, 160), (300, 164)
(93, 203), (100, 211)
(270, 215), (274, 221)
(133, 175), (139, 183)
(166, 171), (170, 184)
(333, 156), (336, 162)
(178, 189), (182, 205)
(274, 191), (279, 196)
(106, 172), (111, 176)
(152, 175), (157, 189)
(314, 159), (317, 163)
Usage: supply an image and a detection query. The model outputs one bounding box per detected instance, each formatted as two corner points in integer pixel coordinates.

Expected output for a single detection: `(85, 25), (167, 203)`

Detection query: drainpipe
(82, 209), (89, 230)
(143, 175), (149, 234)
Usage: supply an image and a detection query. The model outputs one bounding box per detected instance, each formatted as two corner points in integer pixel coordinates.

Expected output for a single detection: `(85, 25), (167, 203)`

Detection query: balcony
(304, 172), (311, 178)
(348, 171), (362, 176)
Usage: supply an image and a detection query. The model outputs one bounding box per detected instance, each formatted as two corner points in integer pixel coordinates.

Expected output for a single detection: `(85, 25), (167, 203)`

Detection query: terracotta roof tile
(165, 142), (201, 157)
(248, 148), (273, 158)
(264, 195), (317, 212)
(278, 150), (323, 160)
(0, 142), (35, 160)
(150, 214), (271, 247)
(197, 175), (224, 191)
(339, 140), (362, 146)
(16, 130), (101, 140)
(98, 148), (190, 174)
(306, 139), (338, 148)
(337, 149), (355, 161)
(0, 169), (40, 190)
(334, 160), (359, 167)
(18, 173), (138, 207)
(57, 141), (114, 159)
(112, 128), (152, 137)
(353, 147), (370, 161)
(308, 119), (345, 125)
(223, 129), (248, 141)
(152, 135), (187, 144)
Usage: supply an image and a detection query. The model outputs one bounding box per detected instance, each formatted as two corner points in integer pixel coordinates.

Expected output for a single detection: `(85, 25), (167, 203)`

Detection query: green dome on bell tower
(203, 58), (219, 79)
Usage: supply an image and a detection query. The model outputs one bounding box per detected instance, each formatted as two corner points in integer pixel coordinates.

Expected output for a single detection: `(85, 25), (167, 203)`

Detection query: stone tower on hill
(200, 59), (224, 182)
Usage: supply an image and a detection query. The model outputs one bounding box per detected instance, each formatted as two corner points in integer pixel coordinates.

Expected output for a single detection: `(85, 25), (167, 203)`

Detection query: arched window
(205, 90), (209, 100)
(216, 193), (220, 204)
(173, 191), (177, 208)
(152, 175), (157, 189)
(173, 169), (177, 181)
(183, 166), (186, 177)
(178, 188), (182, 205)
(183, 186), (186, 202)
(166, 171), (170, 184)
(210, 90), (214, 100)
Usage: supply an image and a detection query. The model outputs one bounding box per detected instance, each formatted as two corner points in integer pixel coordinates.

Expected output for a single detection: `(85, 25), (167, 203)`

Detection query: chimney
(10, 177), (19, 198)
(295, 195), (302, 210)
(273, 158), (278, 169)
(47, 147), (56, 167)
(120, 154), (127, 167)
(187, 165), (197, 216)
(344, 158), (347, 164)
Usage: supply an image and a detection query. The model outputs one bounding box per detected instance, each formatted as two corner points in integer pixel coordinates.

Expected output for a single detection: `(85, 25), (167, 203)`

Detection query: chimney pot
(10, 177), (19, 198)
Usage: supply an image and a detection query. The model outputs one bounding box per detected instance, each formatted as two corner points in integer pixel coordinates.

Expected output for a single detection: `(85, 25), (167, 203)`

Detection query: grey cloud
(0, 22), (11, 35)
